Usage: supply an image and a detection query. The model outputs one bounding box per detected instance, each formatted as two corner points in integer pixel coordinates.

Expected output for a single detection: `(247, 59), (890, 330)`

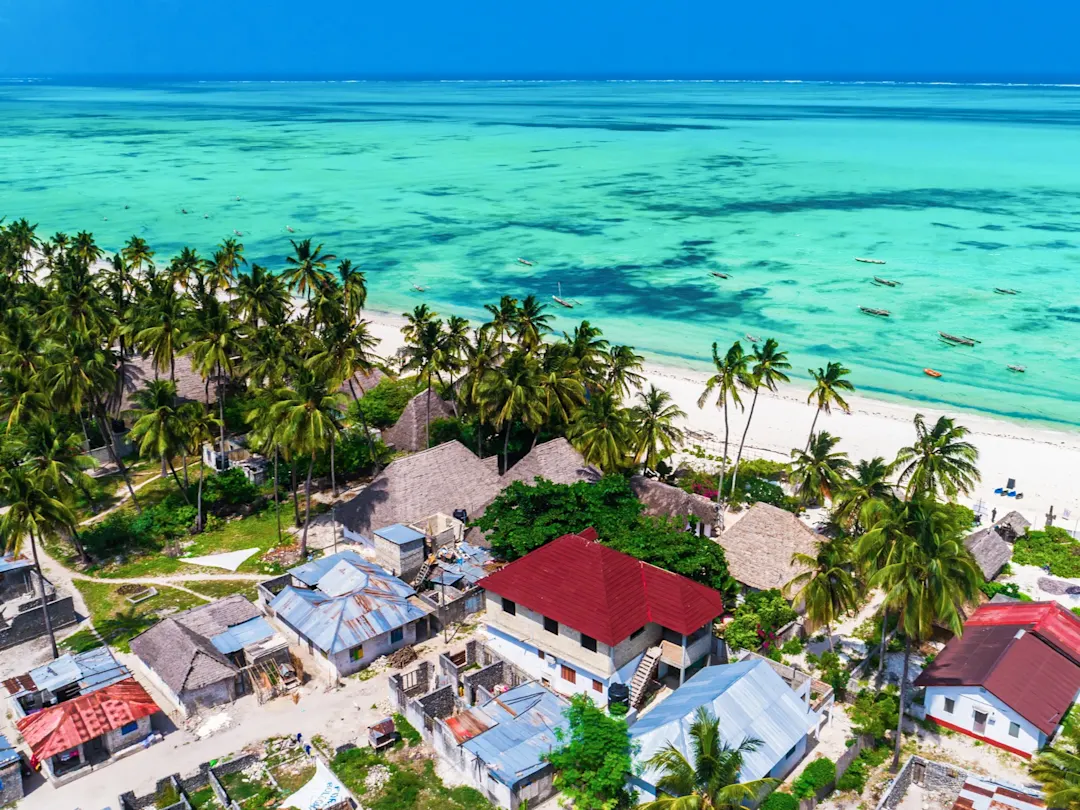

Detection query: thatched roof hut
(337, 441), (503, 540)
(501, 439), (601, 486)
(992, 511), (1031, 543)
(381, 391), (455, 452)
(964, 526), (1013, 581)
(115, 354), (222, 413)
(717, 503), (818, 592)
(630, 476), (716, 534)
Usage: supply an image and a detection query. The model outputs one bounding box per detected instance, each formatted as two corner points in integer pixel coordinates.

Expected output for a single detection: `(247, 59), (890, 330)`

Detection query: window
(120, 720), (139, 736)
(538, 649), (545, 660)
(593, 679), (603, 693)
(630, 627), (645, 640)
(580, 634), (597, 652)
(544, 616), (559, 635)
(390, 627), (404, 644)
(1009, 722), (1021, 738)
(785, 745), (797, 760)
(502, 598), (516, 616)
(943, 698), (955, 714)
(349, 645), (364, 662)
(542, 678), (550, 688)
(561, 665), (576, 684)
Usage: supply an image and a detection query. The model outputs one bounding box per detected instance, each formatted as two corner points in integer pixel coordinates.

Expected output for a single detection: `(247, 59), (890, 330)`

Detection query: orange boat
(924, 368), (942, 378)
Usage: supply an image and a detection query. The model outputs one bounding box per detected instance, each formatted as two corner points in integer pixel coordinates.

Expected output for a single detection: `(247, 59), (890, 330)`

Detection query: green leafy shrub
(393, 713), (422, 746)
(791, 757), (836, 799)
(202, 468), (260, 507)
(836, 746), (890, 794)
(781, 638), (804, 655)
(350, 378), (418, 428)
(762, 791), (799, 810)
(723, 590), (797, 652)
(849, 689), (898, 741)
(548, 694), (634, 810)
(979, 581), (1032, 602)
(130, 501), (197, 542)
(1013, 527), (1080, 577)
(808, 651), (849, 698)
(737, 458), (790, 481)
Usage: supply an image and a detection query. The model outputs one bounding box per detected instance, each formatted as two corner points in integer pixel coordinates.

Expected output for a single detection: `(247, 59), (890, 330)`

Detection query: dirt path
(79, 470), (164, 526)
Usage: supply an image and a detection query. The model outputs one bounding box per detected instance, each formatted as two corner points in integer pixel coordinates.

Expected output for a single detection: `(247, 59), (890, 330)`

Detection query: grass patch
(219, 769), (280, 805)
(187, 785), (220, 809)
(74, 580), (205, 652)
(330, 748), (493, 810)
(270, 761), (316, 793)
(183, 580), (259, 601)
(1013, 527), (1080, 578)
(59, 628), (103, 654)
(393, 714), (422, 747)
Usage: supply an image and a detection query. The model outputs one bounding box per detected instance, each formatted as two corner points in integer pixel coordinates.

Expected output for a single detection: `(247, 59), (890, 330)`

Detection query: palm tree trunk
(300, 455), (314, 558)
(182, 453), (189, 490)
(728, 387), (761, 500)
(717, 406), (731, 532)
(196, 453), (205, 532)
(502, 422), (512, 475)
(827, 623), (834, 653)
(216, 362), (227, 471)
(116, 337), (127, 419)
(70, 528), (91, 565)
(291, 466), (301, 527)
(426, 379), (433, 449)
(330, 435), (338, 498)
(95, 401), (141, 514)
(28, 529), (57, 659)
(168, 458), (190, 504)
(877, 607), (889, 688)
(477, 421), (484, 459)
(892, 636), (911, 771)
(78, 412), (91, 449)
(274, 446), (282, 545)
(348, 377), (380, 475)
(806, 406), (822, 453)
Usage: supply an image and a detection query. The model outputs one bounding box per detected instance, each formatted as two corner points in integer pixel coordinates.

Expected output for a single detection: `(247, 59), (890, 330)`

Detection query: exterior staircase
(412, 554), (436, 588)
(629, 646), (662, 708)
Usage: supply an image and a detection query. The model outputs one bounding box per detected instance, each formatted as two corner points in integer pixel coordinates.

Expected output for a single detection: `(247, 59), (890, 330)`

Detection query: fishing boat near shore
(860, 307), (891, 317)
(710, 271), (730, 279)
(873, 276), (901, 287)
(412, 283), (426, 293)
(994, 287), (1019, 295)
(939, 332), (976, 346)
(856, 257), (886, 265)
(517, 257), (534, 266)
(1008, 364), (1026, 373)
(924, 368), (942, 378)
(553, 282), (573, 309)
(745, 334), (761, 343)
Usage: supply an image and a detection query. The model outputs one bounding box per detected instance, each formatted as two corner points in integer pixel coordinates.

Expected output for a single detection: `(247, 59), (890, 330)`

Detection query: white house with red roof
(915, 601), (1080, 758)
(476, 529), (724, 704)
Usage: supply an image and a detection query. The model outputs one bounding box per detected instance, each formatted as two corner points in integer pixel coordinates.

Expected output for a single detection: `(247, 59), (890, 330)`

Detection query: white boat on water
(855, 257), (886, 265)
(553, 282), (574, 309)
(517, 257), (534, 267)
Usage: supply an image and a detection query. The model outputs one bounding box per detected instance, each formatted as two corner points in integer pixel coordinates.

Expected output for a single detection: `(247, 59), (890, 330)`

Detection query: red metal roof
(16, 678), (159, 764)
(477, 531), (724, 646)
(916, 602), (1080, 735)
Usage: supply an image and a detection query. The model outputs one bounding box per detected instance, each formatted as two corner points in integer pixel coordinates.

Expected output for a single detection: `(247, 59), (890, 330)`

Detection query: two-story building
(477, 529), (724, 706)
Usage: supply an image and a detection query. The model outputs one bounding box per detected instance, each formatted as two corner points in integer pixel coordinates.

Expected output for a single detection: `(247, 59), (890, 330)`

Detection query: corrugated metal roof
(210, 616), (277, 655)
(271, 553), (432, 654)
(462, 683), (569, 787)
(375, 524), (426, 546)
(632, 661), (817, 784)
(0, 554), (32, 575)
(477, 532), (724, 646)
(6, 648), (131, 698)
(0, 733), (19, 767)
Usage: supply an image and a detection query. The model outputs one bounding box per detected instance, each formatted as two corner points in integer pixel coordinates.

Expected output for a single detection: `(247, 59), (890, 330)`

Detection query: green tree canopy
(547, 693), (636, 810)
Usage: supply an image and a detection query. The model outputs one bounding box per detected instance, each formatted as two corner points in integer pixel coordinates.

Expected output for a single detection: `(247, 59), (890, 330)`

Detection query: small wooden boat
(856, 257), (886, 265)
(286, 226), (295, 233)
(233, 230), (243, 237)
(860, 307), (890, 317)
(939, 332), (975, 346)
(745, 334), (761, 343)
(1007, 364), (1026, 373)
(553, 282), (573, 309)
(517, 258), (534, 267)
(994, 288), (1019, 295)
(873, 276), (901, 287)
(924, 368), (942, 378)
(412, 284), (426, 293)
(710, 271), (731, 279)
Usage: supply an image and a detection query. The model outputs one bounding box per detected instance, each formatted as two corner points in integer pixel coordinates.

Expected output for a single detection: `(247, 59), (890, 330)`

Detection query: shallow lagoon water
(2, 80), (1079, 426)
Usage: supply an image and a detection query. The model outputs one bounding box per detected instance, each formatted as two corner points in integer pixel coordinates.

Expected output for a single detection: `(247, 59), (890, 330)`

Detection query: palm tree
(698, 341), (750, 520)
(894, 414), (980, 500)
(121, 235), (155, 276)
(231, 263), (289, 329)
(790, 431), (851, 505)
(272, 371), (344, 557)
(178, 402), (221, 533)
(536, 343), (585, 439)
(400, 316), (444, 449)
(0, 465), (77, 658)
(605, 345), (646, 398)
(401, 304), (436, 347)
(438, 315), (471, 416)
(245, 389), (289, 543)
(129, 379), (189, 500)
(833, 457), (893, 532)
(335, 259), (367, 325)
(567, 392), (635, 472)
(513, 294), (553, 351)
(729, 338), (790, 499)
(183, 296), (240, 469)
(867, 497), (981, 769)
(784, 536), (858, 652)
(207, 237), (245, 295)
(1031, 723), (1080, 810)
(482, 295), (519, 345)
(565, 320), (609, 382)
(631, 385), (686, 472)
(638, 707), (778, 810)
(805, 362), (854, 451)
(479, 349), (545, 473)
(135, 284), (190, 384)
(283, 238), (335, 310)
(459, 329), (501, 458)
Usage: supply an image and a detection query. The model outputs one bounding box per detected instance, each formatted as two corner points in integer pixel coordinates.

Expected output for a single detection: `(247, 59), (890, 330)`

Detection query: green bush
(723, 590), (797, 653)
(836, 746), (890, 794)
(791, 757), (836, 799)
(979, 581), (1032, 602)
(762, 792), (799, 810)
(393, 713), (422, 746)
(1013, 527), (1080, 578)
(130, 501), (197, 542)
(737, 458), (790, 481)
(781, 637), (804, 655)
(849, 689), (898, 741)
(202, 468), (260, 507)
(808, 651), (849, 699)
(350, 378), (418, 428)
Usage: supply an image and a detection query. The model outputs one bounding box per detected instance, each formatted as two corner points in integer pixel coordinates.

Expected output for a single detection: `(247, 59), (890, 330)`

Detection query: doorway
(973, 711), (988, 735)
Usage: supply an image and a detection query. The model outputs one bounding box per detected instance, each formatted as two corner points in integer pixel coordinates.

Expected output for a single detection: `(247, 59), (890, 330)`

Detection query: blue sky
(0, 0), (1075, 81)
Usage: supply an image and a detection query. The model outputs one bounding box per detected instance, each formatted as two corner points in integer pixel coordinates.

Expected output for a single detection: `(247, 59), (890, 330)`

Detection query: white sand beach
(363, 309), (1080, 533)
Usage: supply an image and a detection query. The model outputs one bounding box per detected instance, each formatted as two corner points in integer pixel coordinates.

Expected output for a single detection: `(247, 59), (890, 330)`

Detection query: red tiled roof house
(476, 530), (724, 705)
(915, 602), (1080, 758)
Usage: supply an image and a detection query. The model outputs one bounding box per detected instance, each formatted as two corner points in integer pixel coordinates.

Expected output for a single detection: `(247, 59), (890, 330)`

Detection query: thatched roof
(993, 511), (1031, 543)
(501, 439), (601, 486)
(337, 370), (386, 400)
(337, 441), (503, 538)
(965, 527), (1013, 580)
(382, 391), (455, 452)
(630, 476), (716, 525)
(717, 503), (818, 592)
(115, 353), (222, 414)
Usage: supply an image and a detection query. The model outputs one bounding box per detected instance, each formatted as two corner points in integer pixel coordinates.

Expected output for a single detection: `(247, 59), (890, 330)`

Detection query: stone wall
(117, 754), (259, 810)
(0, 759), (23, 808)
(874, 756), (968, 810)
(0, 595), (78, 650)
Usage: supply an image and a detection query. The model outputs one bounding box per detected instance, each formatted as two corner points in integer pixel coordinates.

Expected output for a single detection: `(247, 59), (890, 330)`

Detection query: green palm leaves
(894, 413), (980, 500)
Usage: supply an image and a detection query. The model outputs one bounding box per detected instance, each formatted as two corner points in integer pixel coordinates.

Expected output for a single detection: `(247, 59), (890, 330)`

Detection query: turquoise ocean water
(2, 81), (1079, 427)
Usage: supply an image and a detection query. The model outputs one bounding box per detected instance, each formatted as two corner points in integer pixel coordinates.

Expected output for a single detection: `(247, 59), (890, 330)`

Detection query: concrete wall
(374, 534), (424, 580)
(0, 760), (23, 808)
(923, 686), (1045, 756)
(104, 715), (154, 755)
(180, 680), (235, 716)
(325, 622), (419, 679)
(484, 624), (613, 698)
(0, 595), (78, 650)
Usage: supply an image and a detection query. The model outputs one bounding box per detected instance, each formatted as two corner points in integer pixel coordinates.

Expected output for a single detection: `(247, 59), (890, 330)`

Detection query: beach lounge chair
(1007, 491), (1017, 497)
(994, 487), (1004, 495)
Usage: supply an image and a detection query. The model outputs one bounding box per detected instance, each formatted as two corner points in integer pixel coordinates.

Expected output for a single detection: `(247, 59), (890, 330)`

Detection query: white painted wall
(484, 625), (621, 699)
(924, 685), (1048, 756)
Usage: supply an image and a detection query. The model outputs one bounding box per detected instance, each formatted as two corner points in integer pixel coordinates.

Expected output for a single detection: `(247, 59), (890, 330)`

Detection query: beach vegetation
(893, 413), (980, 501)
(1013, 527), (1080, 578)
(722, 589), (798, 653)
(784, 535), (859, 653)
(790, 430), (852, 505)
(805, 362), (855, 450)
